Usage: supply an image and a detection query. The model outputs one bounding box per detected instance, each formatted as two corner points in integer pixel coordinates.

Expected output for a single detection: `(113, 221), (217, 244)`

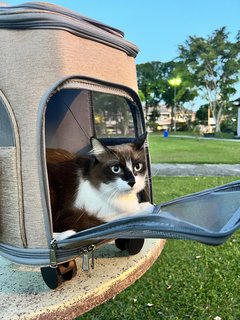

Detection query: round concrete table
(1, 239), (165, 320)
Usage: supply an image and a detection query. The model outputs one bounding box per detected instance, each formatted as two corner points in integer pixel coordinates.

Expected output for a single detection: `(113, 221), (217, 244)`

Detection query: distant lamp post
(168, 77), (182, 132)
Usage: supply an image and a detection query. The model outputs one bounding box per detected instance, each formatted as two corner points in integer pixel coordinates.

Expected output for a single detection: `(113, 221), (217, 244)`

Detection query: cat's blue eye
(111, 165), (121, 174)
(134, 163), (143, 172)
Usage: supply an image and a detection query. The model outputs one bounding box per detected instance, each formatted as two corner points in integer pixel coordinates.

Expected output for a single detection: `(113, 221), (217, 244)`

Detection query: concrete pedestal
(1, 239), (165, 320)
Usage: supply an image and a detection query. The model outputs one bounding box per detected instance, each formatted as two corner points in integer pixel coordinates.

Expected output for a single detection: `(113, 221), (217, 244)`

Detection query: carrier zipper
(50, 239), (95, 271)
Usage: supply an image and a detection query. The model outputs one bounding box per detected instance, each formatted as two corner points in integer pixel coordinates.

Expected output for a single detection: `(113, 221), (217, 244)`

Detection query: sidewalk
(169, 134), (240, 142)
(151, 163), (240, 176)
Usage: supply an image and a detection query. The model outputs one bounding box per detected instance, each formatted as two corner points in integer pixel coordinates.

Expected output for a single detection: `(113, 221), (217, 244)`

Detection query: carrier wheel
(41, 259), (77, 289)
(115, 239), (144, 255)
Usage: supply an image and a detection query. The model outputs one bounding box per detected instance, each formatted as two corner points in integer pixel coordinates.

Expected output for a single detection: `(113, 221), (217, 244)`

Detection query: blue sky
(7, 0), (240, 64)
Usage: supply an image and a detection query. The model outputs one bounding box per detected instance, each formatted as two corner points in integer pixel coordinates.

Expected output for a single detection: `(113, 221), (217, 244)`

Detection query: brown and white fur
(47, 134), (154, 240)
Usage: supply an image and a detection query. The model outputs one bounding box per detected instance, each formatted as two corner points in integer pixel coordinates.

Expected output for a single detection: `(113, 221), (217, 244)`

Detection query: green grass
(169, 131), (235, 140)
(78, 176), (240, 320)
(148, 134), (240, 164)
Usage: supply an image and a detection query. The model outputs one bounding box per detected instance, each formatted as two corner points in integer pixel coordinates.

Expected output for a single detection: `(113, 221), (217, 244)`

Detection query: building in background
(146, 104), (195, 132)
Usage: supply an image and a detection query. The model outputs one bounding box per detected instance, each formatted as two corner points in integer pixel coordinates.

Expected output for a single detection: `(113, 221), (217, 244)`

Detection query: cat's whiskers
(102, 185), (134, 206)
(106, 189), (119, 202)
(101, 186), (119, 203)
(145, 171), (159, 181)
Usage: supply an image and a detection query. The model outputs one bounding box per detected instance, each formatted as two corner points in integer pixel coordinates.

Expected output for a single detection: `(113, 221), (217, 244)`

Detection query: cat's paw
(138, 202), (155, 214)
(53, 230), (76, 241)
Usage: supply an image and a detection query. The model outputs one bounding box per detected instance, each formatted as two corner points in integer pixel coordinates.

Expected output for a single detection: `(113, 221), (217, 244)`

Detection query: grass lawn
(78, 176), (240, 320)
(148, 134), (240, 164)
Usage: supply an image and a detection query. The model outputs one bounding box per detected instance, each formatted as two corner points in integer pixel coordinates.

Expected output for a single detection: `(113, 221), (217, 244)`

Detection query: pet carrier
(0, 2), (240, 289)
(0, 1), (153, 288)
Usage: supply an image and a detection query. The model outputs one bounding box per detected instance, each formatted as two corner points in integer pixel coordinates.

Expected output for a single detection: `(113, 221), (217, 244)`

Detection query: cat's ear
(134, 132), (147, 150)
(90, 137), (108, 159)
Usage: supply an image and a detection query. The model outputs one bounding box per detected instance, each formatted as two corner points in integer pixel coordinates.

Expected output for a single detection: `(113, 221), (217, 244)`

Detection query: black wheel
(115, 238), (144, 255)
(41, 259), (77, 289)
(115, 238), (127, 251)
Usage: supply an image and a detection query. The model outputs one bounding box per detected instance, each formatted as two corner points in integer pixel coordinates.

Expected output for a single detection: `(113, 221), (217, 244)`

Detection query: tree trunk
(213, 102), (223, 133)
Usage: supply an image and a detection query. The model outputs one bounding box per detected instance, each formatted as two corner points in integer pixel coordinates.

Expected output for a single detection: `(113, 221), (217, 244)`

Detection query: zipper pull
(50, 239), (57, 268)
(91, 248), (95, 270)
(81, 244), (95, 272)
(82, 248), (90, 272)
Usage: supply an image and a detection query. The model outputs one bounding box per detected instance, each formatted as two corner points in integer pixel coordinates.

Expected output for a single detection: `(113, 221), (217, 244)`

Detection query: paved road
(151, 163), (240, 176)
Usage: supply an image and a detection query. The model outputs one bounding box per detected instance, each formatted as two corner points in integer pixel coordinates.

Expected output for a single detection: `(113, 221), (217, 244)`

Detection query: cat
(46, 134), (154, 240)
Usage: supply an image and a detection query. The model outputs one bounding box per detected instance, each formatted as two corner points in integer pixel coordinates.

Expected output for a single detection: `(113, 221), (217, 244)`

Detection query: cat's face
(89, 136), (147, 196)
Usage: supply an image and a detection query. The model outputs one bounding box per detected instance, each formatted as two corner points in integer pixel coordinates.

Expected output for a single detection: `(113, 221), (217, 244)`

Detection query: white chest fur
(74, 179), (153, 221)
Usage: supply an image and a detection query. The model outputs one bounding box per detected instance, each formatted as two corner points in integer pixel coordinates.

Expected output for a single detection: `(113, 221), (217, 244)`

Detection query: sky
(6, 0), (240, 64)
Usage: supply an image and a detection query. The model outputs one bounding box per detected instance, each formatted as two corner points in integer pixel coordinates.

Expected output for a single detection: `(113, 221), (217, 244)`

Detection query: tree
(137, 61), (198, 130)
(195, 104), (208, 123)
(137, 62), (167, 123)
(161, 61), (198, 108)
(178, 27), (240, 132)
(161, 61), (198, 130)
(221, 103), (238, 133)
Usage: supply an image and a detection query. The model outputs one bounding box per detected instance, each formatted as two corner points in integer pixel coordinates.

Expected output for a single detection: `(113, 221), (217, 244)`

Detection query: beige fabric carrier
(0, 2), (153, 268)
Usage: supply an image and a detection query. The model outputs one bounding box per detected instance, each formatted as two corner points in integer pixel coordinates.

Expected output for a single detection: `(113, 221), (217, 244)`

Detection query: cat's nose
(128, 180), (135, 188)
(125, 169), (135, 188)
